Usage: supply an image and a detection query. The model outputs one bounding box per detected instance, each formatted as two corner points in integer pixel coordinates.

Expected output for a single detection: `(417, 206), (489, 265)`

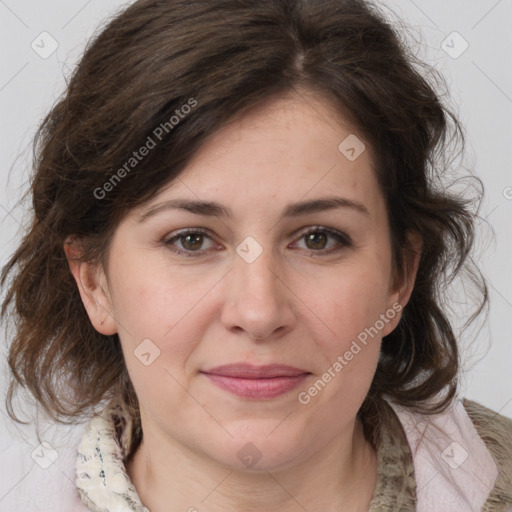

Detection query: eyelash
(162, 226), (352, 258)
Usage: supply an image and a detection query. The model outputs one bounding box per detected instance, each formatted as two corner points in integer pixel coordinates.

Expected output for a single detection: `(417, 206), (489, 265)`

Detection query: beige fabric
(464, 399), (512, 512)
(367, 398), (417, 510)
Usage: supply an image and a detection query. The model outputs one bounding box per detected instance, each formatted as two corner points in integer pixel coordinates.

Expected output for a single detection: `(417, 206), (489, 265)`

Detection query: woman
(2, 0), (511, 510)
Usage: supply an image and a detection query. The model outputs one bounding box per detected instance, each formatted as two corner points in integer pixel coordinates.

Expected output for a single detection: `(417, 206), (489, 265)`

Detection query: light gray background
(1, 0), (511, 507)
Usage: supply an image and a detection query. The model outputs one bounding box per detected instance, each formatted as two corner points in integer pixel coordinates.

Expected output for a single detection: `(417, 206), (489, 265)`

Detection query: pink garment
(389, 398), (499, 511)
(0, 420), (88, 512)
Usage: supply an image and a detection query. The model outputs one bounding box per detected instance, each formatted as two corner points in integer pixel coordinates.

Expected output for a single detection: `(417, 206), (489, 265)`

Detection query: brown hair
(1, 0), (486, 425)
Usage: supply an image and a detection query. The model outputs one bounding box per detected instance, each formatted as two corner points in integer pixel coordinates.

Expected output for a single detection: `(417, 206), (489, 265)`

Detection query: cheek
(306, 264), (391, 346)
(294, 269), (388, 418)
(109, 256), (216, 340)
(109, 261), (222, 405)
(115, 279), (203, 412)
(295, 262), (390, 402)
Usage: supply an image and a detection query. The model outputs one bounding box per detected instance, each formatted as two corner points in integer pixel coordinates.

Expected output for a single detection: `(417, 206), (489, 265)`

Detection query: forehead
(135, 90), (383, 223)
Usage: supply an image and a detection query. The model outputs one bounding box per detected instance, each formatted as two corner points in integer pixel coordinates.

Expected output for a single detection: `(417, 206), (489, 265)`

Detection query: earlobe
(63, 238), (117, 335)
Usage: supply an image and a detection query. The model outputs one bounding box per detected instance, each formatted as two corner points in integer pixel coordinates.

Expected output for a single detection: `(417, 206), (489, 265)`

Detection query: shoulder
(462, 398), (512, 510)
(387, 396), (512, 511)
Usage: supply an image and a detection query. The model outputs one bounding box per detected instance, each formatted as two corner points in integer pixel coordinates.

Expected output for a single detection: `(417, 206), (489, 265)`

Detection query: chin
(207, 426), (310, 473)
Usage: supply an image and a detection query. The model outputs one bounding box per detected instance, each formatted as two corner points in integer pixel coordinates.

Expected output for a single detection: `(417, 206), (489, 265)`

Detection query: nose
(220, 246), (296, 341)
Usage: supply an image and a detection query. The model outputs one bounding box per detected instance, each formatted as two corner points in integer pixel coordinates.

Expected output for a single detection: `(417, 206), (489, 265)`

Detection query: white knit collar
(75, 403), (148, 512)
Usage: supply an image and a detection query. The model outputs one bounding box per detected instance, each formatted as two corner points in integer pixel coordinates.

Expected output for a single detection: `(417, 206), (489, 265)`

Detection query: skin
(66, 89), (420, 512)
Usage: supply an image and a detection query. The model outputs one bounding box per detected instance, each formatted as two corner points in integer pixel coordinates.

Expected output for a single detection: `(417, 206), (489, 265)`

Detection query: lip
(202, 363), (309, 378)
(200, 364), (311, 399)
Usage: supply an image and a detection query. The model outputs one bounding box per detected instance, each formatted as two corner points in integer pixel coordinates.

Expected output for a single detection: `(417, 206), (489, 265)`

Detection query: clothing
(4, 397), (512, 511)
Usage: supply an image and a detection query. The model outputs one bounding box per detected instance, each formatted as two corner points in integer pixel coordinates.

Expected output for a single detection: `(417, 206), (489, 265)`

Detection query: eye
(163, 228), (221, 257)
(290, 226), (352, 255)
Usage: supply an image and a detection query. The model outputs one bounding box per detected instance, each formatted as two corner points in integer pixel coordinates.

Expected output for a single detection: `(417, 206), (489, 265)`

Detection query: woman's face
(73, 90), (417, 472)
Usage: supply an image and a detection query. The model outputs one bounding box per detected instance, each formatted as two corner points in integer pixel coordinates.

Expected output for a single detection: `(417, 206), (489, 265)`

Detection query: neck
(126, 416), (377, 512)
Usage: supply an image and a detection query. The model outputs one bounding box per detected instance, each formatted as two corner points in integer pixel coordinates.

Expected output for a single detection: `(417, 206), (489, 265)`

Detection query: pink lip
(200, 364), (311, 399)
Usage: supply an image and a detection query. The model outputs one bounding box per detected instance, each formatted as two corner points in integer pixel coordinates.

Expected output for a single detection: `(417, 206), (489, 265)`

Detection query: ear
(382, 230), (422, 336)
(63, 237), (117, 335)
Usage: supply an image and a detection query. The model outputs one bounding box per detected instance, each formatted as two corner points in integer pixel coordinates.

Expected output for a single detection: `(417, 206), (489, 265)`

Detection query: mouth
(200, 364), (311, 399)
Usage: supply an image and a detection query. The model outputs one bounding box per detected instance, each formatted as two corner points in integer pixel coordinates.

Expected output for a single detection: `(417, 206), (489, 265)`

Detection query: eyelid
(292, 225), (352, 243)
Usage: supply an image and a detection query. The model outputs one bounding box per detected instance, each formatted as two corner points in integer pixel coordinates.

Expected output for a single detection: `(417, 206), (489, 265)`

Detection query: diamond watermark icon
(237, 442), (263, 468)
(31, 441), (59, 469)
(338, 134), (366, 161)
(134, 338), (161, 366)
(236, 236), (263, 264)
(31, 32), (59, 59)
(441, 32), (469, 59)
(441, 441), (468, 469)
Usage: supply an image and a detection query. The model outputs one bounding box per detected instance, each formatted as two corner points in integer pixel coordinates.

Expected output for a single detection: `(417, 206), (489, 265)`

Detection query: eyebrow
(137, 196), (369, 223)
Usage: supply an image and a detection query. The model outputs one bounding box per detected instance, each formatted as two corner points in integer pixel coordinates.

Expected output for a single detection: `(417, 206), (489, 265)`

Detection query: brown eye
(181, 233), (204, 251)
(292, 227), (352, 255)
(305, 231), (328, 250)
(163, 228), (219, 257)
